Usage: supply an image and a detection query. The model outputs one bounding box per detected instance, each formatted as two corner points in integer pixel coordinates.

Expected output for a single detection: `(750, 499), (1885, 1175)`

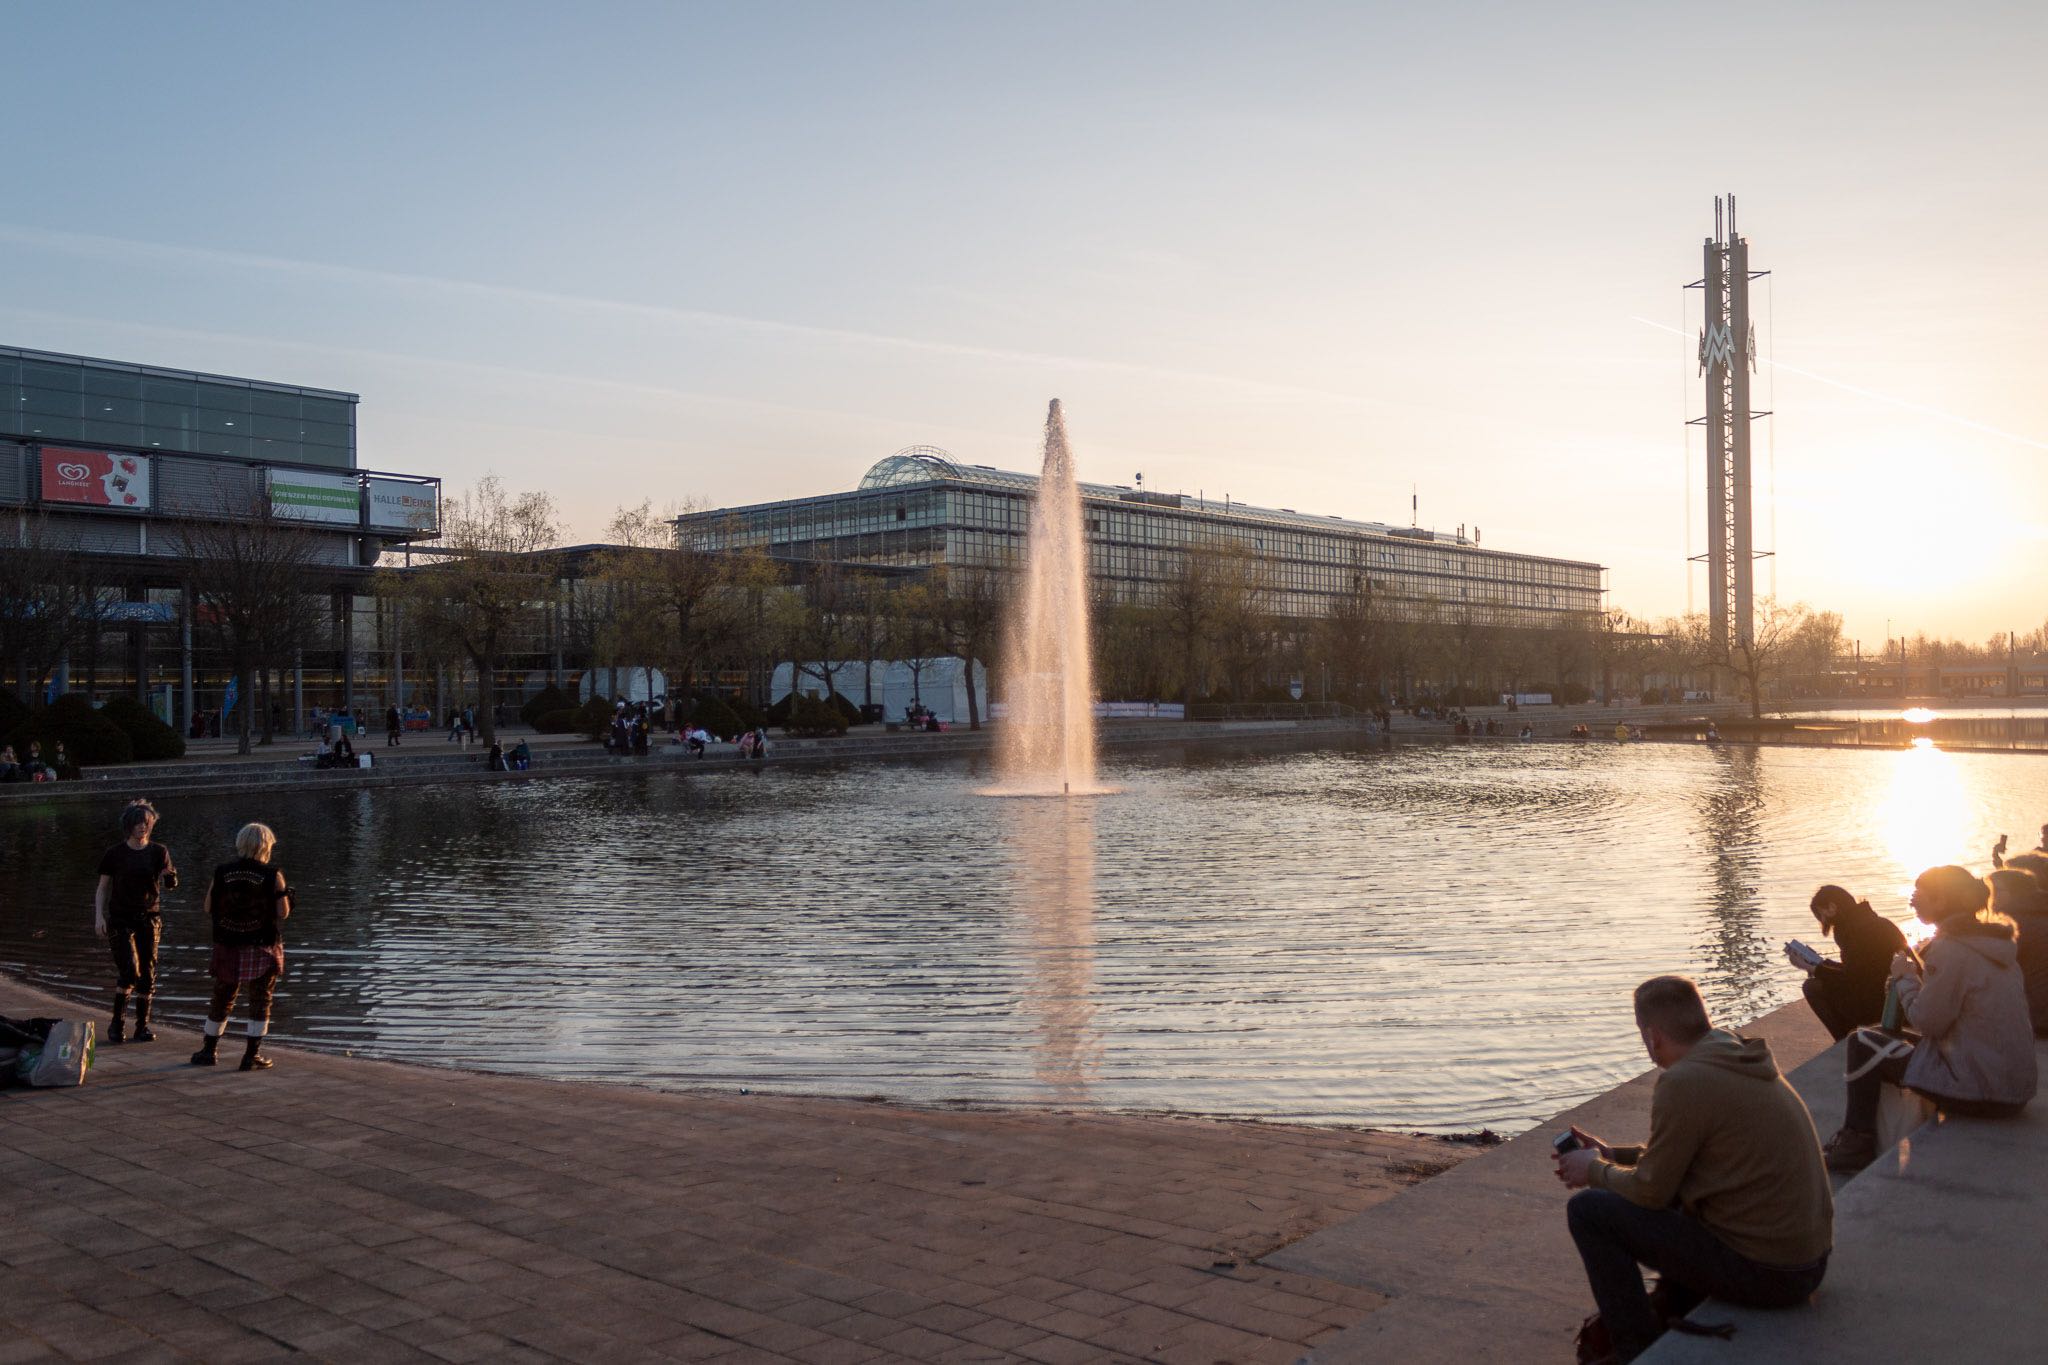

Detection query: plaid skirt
(210, 943), (284, 985)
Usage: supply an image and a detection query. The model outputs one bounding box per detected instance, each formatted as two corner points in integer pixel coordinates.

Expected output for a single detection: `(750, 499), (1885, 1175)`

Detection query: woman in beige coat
(1823, 864), (2037, 1172)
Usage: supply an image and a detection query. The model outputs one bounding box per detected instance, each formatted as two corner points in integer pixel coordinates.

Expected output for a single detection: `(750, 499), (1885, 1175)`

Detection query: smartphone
(1552, 1131), (1582, 1156)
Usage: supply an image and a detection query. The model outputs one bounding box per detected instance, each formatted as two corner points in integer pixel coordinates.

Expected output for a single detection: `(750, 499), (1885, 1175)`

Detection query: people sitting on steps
(1822, 864), (2038, 1174)
(1993, 853), (2048, 1036)
(1790, 885), (1909, 1041)
(1554, 975), (1832, 1364)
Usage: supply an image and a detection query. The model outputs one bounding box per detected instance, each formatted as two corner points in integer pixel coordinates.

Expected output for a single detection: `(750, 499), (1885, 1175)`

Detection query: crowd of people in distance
(93, 798), (291, 1072)
(0, 741), (65, 783)
(1554, 826), (2045, 1362)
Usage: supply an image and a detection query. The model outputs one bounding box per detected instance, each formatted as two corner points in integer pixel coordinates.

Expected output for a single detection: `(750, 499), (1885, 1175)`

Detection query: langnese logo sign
(41, 448), (151, 509)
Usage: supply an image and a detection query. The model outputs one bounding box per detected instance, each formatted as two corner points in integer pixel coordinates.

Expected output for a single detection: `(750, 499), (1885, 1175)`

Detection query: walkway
(0, 976), (1463, 1364)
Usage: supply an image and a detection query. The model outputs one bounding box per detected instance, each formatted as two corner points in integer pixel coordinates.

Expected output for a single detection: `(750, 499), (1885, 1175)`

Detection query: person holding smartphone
(1553, 976), (1832, 1362)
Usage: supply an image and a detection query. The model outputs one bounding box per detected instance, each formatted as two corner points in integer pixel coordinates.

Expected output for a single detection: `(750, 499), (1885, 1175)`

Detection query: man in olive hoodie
(1555, 976), (1832, 1362)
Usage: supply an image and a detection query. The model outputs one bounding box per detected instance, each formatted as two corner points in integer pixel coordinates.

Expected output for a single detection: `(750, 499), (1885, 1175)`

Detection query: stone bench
(1645, 1037), (2048, 1362)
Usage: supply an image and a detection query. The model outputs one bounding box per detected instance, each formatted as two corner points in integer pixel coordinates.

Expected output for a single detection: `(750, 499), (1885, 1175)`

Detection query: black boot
(108, 993), (127, 1045)
(239, 1034), (272, 1071)
(131, 995), (157, 1043)
(189, 1030), (220, 1067)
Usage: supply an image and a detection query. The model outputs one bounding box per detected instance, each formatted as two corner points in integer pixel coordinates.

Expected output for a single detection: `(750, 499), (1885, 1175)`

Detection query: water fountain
(995, 400), (1104, 795)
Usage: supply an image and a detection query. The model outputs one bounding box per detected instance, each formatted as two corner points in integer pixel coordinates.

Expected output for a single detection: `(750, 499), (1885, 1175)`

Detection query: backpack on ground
(13, 1019), (95, 1088)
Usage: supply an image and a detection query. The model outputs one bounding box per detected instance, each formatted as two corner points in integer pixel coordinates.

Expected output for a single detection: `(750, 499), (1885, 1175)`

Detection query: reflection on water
(1693, 745), (1774, 1024)
(1008, 798), (1101, 1103)
(4, 739), (2046, 1133)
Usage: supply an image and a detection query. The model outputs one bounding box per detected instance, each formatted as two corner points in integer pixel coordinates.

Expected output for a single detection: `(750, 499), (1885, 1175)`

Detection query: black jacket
(1820, 901), (1909, 1024)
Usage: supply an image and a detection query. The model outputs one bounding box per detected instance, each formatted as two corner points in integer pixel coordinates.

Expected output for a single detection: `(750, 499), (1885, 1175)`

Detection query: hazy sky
(6, 2), (2044, 646)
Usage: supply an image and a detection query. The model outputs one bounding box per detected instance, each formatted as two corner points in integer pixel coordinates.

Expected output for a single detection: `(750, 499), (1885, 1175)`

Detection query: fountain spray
(997, 400), (1099, 795)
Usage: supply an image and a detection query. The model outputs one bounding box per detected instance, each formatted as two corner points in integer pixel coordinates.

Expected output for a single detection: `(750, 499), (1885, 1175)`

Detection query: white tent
(771, 658), (990, 725)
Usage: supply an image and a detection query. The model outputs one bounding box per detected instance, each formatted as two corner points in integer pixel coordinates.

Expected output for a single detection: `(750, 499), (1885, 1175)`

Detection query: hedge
(98, 695), (187, 761)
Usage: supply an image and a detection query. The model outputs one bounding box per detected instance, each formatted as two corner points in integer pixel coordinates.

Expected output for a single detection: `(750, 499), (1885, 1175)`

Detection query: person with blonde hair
(190, 822), (293, 1071)
(1823, 864), (2038, 1172)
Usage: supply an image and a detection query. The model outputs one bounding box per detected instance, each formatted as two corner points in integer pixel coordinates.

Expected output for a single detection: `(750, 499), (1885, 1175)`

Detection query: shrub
(1640, 686), (1665, 706)
(783, 693), (846, 737)
(827, 692), (863, 728)
(99, 696), (186, 761)
(728, 698), (765, 731)
(532, 708), (579, 735)
(14, 694), (134, 769)
(520, 684), (573, 727)
(687, 695), (743, 740)
(0, 689), (28, 738)
(576, 696), (616, 740)
(765, 692), (796, 726)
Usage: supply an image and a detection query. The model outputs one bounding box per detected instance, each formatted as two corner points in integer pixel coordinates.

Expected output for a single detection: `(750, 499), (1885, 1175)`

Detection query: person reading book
(1789, 886), (1908, 1041)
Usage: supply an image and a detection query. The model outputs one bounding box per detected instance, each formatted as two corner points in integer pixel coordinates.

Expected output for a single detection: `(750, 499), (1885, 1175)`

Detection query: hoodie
(1589, 1029), (1833, 1267)
(1896, 917), (2039, 1108)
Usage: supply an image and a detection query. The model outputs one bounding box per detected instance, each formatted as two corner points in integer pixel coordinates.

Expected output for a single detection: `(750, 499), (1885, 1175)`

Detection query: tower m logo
(1698, 323), (1737, 374)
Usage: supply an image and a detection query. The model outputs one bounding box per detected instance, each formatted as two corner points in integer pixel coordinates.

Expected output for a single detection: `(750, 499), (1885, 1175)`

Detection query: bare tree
(180, 500), (326, 755)
(381, 477), (560, 747)
(0, 513), (90, 704)
(933, 564), (1005, 729)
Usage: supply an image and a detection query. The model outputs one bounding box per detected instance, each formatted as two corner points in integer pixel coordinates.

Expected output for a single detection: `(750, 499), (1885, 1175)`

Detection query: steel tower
(1689, 195), (1767, 660)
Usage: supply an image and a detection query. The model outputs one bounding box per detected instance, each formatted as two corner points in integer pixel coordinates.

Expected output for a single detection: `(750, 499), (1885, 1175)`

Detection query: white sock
(203, 1018), (224, 1038)
(244, 1020), (269, 1039)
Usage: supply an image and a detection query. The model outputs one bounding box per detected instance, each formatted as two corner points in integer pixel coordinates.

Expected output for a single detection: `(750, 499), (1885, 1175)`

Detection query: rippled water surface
(7, 738), (2047, 1132)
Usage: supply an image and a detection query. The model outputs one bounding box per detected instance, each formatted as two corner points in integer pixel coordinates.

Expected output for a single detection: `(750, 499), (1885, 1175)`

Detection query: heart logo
(55, 463), (90, 482)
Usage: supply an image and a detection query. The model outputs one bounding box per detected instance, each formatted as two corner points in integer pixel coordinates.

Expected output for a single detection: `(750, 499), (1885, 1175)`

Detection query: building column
(179, 589), (195, 737)
(129, 585), (149, 706)
(292, 650), (304, 736)
(550, 584), (564, 689)
(391, 597), (405, 710)
(339, 592), (356, 711)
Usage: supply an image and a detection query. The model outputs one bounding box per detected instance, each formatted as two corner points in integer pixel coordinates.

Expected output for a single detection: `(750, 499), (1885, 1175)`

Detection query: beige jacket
(1897, 919), (2039, 1108)
(1589, 1030), (1833, 1267)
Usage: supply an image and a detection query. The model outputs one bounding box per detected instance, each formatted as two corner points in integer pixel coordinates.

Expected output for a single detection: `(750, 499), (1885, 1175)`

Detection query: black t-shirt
(98, 842), (177, 917)
(208, 857), (290, 947)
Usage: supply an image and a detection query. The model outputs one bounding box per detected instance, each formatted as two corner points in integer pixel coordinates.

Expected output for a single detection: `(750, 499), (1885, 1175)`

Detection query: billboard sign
(41, 448), (151, 509)
(268, 469), (361, 526)
(367, 477), (439, 533)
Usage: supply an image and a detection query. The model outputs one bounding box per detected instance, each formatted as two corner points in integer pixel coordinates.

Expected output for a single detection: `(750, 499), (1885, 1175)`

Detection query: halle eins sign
(367, 477), (439, 533)
(41, 448), (151, 509)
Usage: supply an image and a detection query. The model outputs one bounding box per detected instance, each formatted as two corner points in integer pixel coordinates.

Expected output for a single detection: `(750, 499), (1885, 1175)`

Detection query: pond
(5, 736), (2045, 1132)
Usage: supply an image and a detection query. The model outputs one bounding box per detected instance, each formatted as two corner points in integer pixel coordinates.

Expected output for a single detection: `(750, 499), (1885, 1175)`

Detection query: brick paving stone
(0, 972), (1470, 1364)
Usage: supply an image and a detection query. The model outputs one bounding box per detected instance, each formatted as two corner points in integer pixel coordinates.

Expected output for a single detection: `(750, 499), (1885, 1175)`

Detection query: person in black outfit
(190, 822), (293, 1071)
(1793, 885), (1909, 1040)
(386, 704), (403, 747)
(93, 799), (179, 1044)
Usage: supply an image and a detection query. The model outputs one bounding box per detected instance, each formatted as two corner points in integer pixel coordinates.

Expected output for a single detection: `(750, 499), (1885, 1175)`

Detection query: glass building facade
(1, 344), (356, 467)
(679, 448), (1605, 626)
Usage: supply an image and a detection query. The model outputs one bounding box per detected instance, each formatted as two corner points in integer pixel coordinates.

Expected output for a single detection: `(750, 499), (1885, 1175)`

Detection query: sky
(5, 1), (2044, 647)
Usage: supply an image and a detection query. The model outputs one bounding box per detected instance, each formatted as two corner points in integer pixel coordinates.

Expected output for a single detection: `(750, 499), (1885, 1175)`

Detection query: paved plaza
(0, 977), (1464, 1364)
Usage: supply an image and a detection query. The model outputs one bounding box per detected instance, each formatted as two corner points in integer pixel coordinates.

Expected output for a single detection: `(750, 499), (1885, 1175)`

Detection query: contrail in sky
(0, 223), (1377, 411)
(1630, 315), (2048, 452)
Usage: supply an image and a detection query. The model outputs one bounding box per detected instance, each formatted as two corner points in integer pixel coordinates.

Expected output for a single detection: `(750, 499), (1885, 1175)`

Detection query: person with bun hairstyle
(1792, 886), (1908, 1040)
(1823, 865), (2038, 1173)
(1988, 859), (2048, 1037)
(190, 822), (293, 1072)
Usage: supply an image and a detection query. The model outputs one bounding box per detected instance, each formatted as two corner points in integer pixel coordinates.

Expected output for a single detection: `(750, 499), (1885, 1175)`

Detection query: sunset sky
(5, 2), (2043, 647)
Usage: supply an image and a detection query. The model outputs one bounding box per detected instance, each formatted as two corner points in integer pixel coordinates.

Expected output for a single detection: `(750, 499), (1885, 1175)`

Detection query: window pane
(249, 391), (301, 419)
(141, 378), (196, 406)
(300, 396), (351, 424)
(192, 384), (252, 414)
(81, 370), (142, 399)
(22, 361), (81, 390)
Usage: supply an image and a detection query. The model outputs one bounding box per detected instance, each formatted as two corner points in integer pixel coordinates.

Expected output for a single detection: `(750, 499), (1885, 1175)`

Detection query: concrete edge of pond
(1276, 998), (1838, 1363)
(0, 717), (1377, 805)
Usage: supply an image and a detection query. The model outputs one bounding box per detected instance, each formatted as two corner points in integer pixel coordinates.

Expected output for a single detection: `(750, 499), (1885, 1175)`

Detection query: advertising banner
(366, 477), (439, 533)
(268, 469), (361, 525)
(41, 448), (151, 509)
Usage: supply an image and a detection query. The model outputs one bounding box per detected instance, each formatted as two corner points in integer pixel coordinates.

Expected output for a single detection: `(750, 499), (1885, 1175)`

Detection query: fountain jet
(996, 400), (1101, 795)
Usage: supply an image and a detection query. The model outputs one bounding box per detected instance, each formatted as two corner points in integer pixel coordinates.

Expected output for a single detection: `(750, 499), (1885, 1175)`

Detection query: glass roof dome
(859, 446), (961, 488)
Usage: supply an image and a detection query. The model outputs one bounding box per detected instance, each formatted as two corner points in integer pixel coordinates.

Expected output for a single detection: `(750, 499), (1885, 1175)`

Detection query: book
(1784, 939), (1824, 971)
